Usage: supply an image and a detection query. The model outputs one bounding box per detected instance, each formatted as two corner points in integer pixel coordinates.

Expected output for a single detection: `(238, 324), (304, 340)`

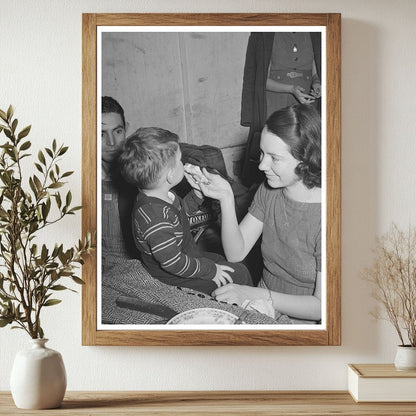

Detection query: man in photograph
(101, 96), (137, 271)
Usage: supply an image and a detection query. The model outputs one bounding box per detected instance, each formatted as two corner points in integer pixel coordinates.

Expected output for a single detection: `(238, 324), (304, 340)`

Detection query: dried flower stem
(363, 223), (416, 347)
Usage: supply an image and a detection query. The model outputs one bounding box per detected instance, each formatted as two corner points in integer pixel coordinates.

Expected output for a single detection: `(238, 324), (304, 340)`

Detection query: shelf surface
(1, 391), (416, 415)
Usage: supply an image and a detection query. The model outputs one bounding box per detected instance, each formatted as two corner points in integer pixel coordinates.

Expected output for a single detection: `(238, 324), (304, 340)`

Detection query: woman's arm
(266, 78), (295, 95)
(198, 169), (263, 262)
(213, 272), (322, 321)
(266, 78), (316, 105)
(269, 272), (321, 321)
(220, 198), (263, 262)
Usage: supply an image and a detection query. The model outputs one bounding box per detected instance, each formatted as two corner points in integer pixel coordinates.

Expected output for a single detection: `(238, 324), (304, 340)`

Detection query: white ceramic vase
(10, 338), (67, 409)
(394, 345), (416, 371)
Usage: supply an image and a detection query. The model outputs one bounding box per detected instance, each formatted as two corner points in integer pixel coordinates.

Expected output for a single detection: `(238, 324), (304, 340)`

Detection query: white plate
(167, 308), (238, 325)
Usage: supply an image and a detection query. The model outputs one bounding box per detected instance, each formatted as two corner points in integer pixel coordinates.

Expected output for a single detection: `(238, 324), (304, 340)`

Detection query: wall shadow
(340, 18), (382, 356)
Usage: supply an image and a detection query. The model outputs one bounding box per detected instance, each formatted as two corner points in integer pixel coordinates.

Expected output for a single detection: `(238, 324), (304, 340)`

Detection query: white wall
(1, 0), (416, 391)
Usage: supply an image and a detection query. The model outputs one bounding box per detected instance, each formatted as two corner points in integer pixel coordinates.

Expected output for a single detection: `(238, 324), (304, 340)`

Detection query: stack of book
(348, 364), (416, 402)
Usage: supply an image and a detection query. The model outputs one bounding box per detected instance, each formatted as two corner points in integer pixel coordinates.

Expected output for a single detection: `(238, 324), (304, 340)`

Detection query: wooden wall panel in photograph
(182, 32), (248, 147)
(101, 31), (248, 149)
(102, 32), (186, 139)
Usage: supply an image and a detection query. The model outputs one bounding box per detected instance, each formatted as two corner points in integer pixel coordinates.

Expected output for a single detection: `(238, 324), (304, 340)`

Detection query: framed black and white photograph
(82, 13), (341, 346)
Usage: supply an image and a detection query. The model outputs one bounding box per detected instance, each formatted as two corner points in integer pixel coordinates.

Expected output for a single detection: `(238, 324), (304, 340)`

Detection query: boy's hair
(265, 104), (321, 188)
(119, 127), (180, 189)
(102, 96), (126, 128)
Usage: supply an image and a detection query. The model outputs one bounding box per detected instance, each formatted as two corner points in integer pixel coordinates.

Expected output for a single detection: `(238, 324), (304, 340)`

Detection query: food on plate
(167, 308), (238, 325)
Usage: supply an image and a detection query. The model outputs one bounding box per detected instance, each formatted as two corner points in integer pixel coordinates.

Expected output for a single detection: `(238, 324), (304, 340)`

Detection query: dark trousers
(154, 251), (253, 296)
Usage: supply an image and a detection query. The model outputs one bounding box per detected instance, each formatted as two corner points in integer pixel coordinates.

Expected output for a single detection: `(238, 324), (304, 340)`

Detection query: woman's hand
(311, 82), (321, 98)
(184, 172), (203, 199)
(198, 168), (234, 203)
(292, 85), (316, 105)
(212, 283), (267, 306)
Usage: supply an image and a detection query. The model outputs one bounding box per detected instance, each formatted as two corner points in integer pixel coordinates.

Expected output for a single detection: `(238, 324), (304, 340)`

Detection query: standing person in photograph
(240, 32), (321, 185)
(101, 96), (137, 271)
(196, 104), (322, 323)
(118, 127), (253, 295)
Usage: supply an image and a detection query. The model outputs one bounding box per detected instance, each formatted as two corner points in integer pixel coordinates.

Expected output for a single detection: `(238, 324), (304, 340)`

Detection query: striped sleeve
(133, 203), (216, 280)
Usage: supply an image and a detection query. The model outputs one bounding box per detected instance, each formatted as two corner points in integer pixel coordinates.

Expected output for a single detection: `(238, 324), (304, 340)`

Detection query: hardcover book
(348, 364), (416, 402)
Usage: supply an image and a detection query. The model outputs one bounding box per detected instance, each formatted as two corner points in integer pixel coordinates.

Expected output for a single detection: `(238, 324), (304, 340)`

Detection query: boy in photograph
(118, 127), (253, 295)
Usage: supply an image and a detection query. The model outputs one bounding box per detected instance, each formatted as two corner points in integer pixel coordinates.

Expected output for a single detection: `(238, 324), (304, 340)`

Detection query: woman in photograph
(240, 32), (321, 185)
(197, 104), (322, 323)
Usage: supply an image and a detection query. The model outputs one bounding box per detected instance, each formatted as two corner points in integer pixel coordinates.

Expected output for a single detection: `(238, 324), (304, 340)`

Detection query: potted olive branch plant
(362, 223), (416, 370)
(0, 105), (94, 409)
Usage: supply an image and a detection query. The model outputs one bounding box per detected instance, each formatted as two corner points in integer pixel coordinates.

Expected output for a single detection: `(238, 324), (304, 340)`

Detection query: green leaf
(0, 109), (7, 121)
(54, 244), (63, 258)
(43, 299), (62, 307)
(6, 105), (14, 122)
(58, 250), (67, 264)
(50, 270), (58, 281)
(69, 206), (82, 213)
(19, 153), (30, 161)
(65, 191), (72, 207)
(17, 125), (31, 140)
(29, 221), (39, 234)
(45, 148), (53, 158)
(11, 118), (18, 133)
(52, 139), (57, 152)
(34, 162), (43, 173)
(38, 325), (44, 339)
(71, 276), (85, 285)
(0, 317), (13, 327)
(29, 177), (37, 197)
(41, 201), (50, 220)
(59, 271), (73, 277)
(4, 128), (12, 140)
(50, 285), (68, 291)
(58, 146), (68, 156)
(61, 171), (74, 178)
(55, 192), (62, 208)
(0, 293), (12, 302)
(38, 150), (46, 165)
(48, 182), (64, 189)
(41, 244), (48, 262)
(19, 140), (31, 151)
(33, 175), (43, 192)
(31, 244), (38, 256)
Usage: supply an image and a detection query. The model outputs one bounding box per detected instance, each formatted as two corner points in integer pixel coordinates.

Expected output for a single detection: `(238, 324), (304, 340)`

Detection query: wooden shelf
(2, 391), (416, 415)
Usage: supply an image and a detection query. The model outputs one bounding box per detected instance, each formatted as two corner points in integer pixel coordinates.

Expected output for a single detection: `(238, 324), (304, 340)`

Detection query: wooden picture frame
(82, 13), (341, 346)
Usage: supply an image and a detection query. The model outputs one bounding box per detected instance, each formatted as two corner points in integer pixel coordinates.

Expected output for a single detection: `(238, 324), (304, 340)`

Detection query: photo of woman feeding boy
(99, 30), (324, 328)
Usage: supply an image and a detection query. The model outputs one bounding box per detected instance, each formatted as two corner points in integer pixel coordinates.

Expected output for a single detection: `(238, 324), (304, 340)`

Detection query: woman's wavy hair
(119, 127), (179, 190)
(264, 104), (321, 188)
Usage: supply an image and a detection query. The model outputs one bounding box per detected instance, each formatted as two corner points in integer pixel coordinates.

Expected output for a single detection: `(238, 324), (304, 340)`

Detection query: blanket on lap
(101, 259), (292, 325)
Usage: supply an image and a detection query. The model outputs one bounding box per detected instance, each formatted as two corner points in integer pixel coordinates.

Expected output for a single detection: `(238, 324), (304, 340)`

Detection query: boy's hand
(212, 264), (234, 288)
